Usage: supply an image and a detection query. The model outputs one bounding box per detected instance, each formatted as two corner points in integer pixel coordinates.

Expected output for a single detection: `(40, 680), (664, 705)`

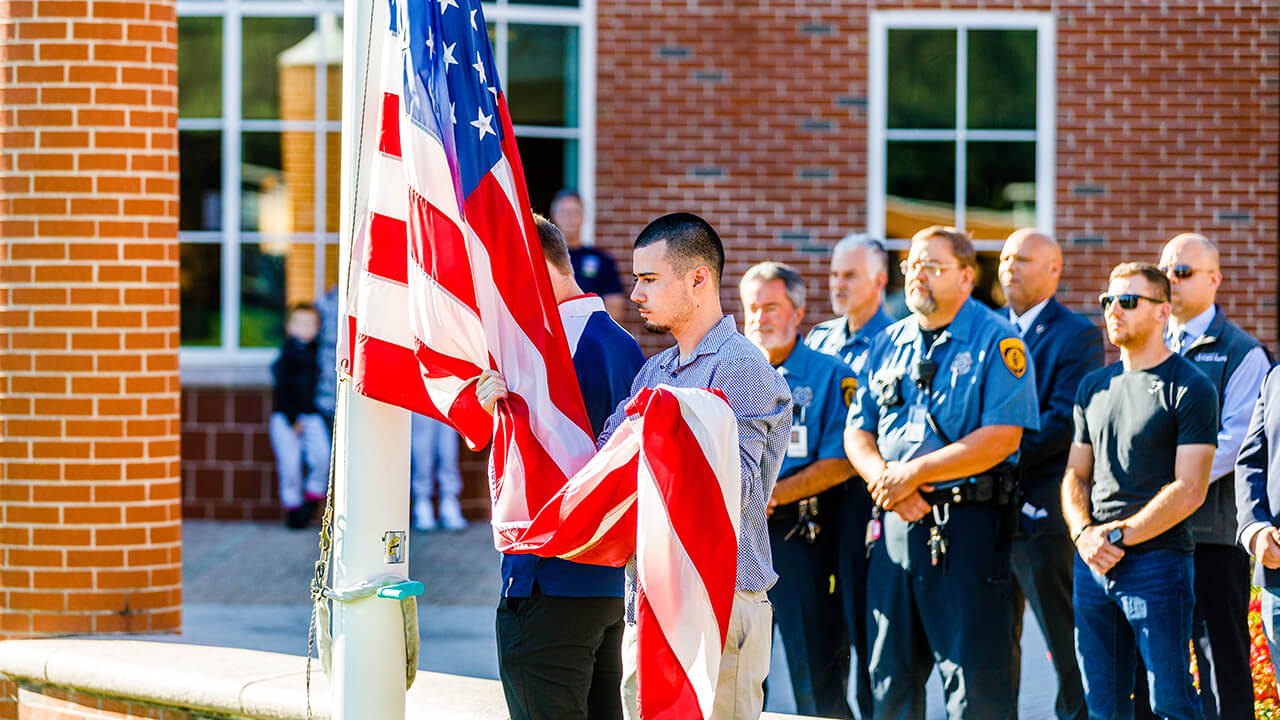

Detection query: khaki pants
(621, 589), (772, 720)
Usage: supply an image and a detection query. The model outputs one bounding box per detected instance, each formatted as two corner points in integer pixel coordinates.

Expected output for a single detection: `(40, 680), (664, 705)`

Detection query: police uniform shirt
(1073, 353), (1219, 553)
(569, 246), (624, 299)
(849, 297), (1040, 467)
(805, 306), (895, 375)
(776, 340), (857, 483)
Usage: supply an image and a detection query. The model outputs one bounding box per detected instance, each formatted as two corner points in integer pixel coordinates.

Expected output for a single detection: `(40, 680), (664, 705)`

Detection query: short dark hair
(1110, 262), (1171, 301)
(912, 225), (977, 270)
(287, 303), (318, 319)
(534, 213), (572, 274)
(551, 188), (581, 211)
(634, 212), (725, 284)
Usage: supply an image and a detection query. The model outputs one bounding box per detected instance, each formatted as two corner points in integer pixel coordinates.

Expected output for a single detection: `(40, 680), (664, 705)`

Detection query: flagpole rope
(306, 2), (378, 718)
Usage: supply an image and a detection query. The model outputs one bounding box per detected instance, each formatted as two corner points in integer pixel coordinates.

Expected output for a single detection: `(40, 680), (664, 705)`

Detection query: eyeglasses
(1098, 293), (1166, 311)
(1158, 264), (1215, 279)
(900, 260), (958, 277)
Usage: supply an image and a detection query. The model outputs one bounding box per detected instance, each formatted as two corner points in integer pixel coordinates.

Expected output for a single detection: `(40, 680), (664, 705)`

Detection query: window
(177, 0), (595, 380)
(868, 11), (1055, 251)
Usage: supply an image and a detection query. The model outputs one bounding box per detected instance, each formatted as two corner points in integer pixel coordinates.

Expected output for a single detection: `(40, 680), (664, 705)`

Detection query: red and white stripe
(343, 19), (597, 533)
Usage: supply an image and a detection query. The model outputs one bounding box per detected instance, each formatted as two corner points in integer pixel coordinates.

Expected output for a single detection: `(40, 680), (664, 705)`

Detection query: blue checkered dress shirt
(598, 315), (793, 620)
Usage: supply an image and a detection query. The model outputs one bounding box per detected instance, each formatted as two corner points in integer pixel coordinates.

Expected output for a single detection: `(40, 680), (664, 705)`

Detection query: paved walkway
(174, 519), (1060, 718)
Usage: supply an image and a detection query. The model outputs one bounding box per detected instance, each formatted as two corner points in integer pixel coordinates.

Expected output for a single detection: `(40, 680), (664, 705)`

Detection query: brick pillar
(0, 0), (181, 641)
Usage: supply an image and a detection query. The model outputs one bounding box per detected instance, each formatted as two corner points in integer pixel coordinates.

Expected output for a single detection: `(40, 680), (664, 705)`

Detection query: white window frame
(867, 10), (1055, 252)
(176, 0), (597, 385)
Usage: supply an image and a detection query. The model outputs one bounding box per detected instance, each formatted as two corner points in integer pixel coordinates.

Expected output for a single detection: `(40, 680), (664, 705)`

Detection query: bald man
(999, 229), (1103, 720)
(1158, 233), (1270, 720)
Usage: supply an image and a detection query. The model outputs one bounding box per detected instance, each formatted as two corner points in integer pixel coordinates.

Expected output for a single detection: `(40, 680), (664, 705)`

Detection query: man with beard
(844, 225), (1039, 719)
(1064, 263), (1216, 720)
(741, 261), (856, 718)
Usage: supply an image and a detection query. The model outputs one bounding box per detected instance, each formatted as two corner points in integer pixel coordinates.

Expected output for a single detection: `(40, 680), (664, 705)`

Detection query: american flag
(339, 0), (738, 717)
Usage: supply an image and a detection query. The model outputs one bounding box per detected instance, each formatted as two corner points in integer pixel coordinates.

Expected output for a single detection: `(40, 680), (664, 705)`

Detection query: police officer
(805, 234), (894, 720)
(741, 261), (856, 719)
(845, 226), (1039, 720)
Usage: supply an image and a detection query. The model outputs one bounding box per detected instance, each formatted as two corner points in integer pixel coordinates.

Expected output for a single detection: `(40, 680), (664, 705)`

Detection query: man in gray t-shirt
(1062, 263), (1217, 720)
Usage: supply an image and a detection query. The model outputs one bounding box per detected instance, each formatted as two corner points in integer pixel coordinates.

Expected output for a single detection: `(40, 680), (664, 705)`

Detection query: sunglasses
(1158, 264), (1213, 279)
(1098, 293), (1166, 311)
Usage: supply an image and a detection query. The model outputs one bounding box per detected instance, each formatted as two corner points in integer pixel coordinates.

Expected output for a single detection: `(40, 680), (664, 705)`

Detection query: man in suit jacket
(1236, 364), (1280, 678)
(999, 229), (1105, 720)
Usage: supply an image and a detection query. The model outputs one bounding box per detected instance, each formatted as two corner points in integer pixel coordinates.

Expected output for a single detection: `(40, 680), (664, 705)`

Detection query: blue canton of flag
(391, 0), (505, 203)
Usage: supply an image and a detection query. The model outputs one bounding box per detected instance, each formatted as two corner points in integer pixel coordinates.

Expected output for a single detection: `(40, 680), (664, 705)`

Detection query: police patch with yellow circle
(999, 337), (1028, 379)
(841, 377), (857, 407)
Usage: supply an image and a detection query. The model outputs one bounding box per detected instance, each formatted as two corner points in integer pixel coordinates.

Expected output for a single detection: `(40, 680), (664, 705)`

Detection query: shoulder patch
(841, 376), (857, 407)
(999, 337), (1028, 379)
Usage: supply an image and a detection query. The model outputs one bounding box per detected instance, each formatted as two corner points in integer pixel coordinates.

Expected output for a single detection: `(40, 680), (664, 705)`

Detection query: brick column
(0, 0), (181, 644)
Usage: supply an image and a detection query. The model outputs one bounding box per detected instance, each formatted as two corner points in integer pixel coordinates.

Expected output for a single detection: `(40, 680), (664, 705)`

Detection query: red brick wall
(0, 0), (182, 636)
(595, 0), (1279, 355)
(181, 386), (494, 522)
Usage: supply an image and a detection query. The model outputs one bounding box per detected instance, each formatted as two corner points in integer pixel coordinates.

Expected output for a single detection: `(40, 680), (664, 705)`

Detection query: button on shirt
(850, 297), (1040, 466)
(805, 306), (895, 375)
(598, 315), (793, 615)
(776, 340), (856, 481)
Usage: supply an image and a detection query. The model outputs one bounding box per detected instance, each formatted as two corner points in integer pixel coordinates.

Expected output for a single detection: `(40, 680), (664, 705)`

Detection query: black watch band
(1107, 526), (1126, 549)
(1071, 524), (1092, 544)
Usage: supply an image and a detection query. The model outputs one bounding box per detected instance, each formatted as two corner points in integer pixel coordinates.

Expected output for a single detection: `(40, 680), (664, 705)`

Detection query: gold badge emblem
(999, 337), (1028, 379)
(841, 377), (857, 407)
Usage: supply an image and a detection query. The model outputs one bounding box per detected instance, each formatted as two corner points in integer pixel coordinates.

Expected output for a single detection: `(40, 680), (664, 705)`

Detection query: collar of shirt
(853, 305), (894, 344)
(558, 293), (604, 319)
(1008, 297), (1051, 336)
(893, 296), (981, 347)
(776, 337), (815, 378)
(657, 314), (739, 374)
(1166, 304), (1216, 347)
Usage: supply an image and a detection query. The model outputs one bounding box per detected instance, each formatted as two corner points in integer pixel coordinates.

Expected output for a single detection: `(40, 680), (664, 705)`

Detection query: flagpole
(333, 1), (412, 719)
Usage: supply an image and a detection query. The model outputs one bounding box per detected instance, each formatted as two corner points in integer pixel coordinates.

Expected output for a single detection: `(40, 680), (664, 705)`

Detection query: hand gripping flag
(340, 0), (739, 716)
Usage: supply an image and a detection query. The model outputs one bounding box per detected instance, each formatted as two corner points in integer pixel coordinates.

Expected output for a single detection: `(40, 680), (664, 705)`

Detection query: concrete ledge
(0, 639), (815, 719)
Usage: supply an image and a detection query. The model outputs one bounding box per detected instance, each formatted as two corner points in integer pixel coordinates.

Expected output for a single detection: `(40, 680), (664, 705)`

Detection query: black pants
(496, 590), (625, 720)
(1132, 543), (1252, 720)
(837, 480), (875, 720)
(1011, 531), (1087, 720)
(767, 487), (853, 719)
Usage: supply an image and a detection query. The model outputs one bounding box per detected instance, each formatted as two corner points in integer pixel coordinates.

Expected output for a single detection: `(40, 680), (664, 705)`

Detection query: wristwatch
(1107, 526), (1126, 549)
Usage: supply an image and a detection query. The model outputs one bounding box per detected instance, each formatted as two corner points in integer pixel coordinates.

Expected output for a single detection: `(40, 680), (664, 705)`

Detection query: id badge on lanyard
(905, 402), (927, 444)
(787, 406), (808, 458)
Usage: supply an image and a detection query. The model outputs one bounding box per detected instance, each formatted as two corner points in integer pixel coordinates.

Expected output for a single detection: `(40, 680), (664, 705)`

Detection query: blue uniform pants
(866, 502), (1018, 720)
(837, 479), (875, 720)
(1073, 550), (1202, 720)
(766, 487), (853, 719)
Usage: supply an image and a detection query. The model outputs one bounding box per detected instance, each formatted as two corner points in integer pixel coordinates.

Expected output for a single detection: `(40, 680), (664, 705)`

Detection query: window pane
(240, 241), (287, 348)
(515, 136), (577, 216)
(181, 243), (222, 347)
(180, 131), (222, 231)
(179, 17), (222, 118)
(966, 30), (1036, 130)
(327, 16), (343, 122)
(243, 131), (317, 234)
(885, 141), (955, 239)
(242, 17), (315, 120)
(887, 29), (956, 130)
(324, 243), (340, 293)
(508, 24), (578, 127)
(965, 141), (1036, 241)
(326, 132), (341, 233)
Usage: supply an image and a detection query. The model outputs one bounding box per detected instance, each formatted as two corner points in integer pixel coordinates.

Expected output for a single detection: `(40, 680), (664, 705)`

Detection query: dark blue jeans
(1073, 550), (1202, 720)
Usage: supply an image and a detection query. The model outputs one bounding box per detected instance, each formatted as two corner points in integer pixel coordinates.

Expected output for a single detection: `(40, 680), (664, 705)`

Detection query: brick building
(5, 1), (1278, 553)
(1, 0), (184, 650)
(172, 0), (1280, 523)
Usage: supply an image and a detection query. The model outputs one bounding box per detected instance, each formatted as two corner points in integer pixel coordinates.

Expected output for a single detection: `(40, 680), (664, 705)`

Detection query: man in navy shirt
(551, 189), (627, 322)
(479, 215), (645, 720)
